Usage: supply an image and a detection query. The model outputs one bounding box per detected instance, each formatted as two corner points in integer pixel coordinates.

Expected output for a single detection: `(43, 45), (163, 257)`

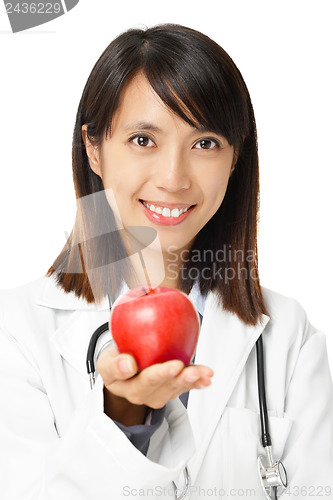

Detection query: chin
(162, 239), (193, 254)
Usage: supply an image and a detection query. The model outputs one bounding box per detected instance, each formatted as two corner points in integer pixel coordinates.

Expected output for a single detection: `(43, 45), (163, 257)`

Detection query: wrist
(103, 386), (148, 426)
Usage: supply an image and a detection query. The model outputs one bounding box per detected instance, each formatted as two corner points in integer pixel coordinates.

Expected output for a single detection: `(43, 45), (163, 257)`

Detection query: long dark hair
(47, 23), (268, 325)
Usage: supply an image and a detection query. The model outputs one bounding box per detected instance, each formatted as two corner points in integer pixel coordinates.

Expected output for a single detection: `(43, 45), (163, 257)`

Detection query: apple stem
(141, 286), (148, 295)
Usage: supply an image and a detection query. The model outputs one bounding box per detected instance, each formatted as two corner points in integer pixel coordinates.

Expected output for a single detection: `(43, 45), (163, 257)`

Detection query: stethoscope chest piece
(258, 451), (287, 499)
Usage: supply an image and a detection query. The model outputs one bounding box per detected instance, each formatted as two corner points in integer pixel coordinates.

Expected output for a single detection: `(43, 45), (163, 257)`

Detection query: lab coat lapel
(187, 290), (270, 481)
(36, 277), (111, 378)
(50, 309), (111, 378)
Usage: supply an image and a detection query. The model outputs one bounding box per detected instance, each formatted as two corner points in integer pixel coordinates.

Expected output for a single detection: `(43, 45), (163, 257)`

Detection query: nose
(154, 148), (191, 193)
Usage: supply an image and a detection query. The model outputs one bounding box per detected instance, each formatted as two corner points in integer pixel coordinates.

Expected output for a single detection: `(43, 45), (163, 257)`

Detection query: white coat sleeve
(0, 319), (195, 500)
(279, 318), (333, 499)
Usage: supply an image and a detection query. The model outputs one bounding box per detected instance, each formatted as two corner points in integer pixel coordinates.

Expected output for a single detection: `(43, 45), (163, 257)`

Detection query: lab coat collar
(36, 275), (112, 311)
(36, 275), (206, 315)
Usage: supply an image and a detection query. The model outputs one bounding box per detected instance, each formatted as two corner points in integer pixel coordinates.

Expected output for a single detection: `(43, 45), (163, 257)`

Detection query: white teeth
(142, 200), (192, 218)
(162, 207), (171, 217)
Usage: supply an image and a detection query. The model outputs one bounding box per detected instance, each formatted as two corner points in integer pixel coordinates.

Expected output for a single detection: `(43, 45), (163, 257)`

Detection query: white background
(0, 1), (332, 366)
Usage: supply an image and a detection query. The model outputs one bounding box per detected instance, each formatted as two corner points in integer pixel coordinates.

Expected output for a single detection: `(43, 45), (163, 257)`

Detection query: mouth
(139, 199), (196, 225)
(139, 199), (195, 217)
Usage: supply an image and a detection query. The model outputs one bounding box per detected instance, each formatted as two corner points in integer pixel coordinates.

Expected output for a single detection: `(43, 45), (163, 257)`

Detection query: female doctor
(0, 24), (333, 500)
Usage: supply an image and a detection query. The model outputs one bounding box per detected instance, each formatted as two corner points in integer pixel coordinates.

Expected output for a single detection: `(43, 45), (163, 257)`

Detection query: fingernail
(197, 380), (212, 389)
(197, 384), (206, 389)
(184, 374), (200, 383)
(118, 357), (133, 374)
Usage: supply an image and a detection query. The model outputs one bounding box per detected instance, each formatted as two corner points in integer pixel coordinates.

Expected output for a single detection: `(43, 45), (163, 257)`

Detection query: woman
(0, 24), (332, 500)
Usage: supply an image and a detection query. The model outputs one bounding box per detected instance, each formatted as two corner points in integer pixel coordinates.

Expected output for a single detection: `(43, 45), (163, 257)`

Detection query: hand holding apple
(109, 286), (200, 372)
(97, 285), (212, 419)
(97, 343), (214, 415)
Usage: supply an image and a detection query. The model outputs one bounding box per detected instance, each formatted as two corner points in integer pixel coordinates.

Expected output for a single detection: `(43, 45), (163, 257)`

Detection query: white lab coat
(0, 275), (332, 500)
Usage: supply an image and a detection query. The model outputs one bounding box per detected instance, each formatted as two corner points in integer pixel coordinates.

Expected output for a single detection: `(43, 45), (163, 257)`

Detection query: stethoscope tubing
(256, 334), (272, 448)
(86, 321), (109, 377)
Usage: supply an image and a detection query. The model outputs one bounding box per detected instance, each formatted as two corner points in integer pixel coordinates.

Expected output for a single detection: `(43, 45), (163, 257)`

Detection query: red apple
(110, 286), (200, 371)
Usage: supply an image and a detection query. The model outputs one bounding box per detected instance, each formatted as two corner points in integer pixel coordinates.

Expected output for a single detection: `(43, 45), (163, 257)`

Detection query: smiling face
(82, 73), (235, 256)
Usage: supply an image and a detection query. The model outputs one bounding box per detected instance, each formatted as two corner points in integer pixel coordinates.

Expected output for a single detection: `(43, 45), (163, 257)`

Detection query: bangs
(140, 31), (250, 148)
(100, 25), (251, 149)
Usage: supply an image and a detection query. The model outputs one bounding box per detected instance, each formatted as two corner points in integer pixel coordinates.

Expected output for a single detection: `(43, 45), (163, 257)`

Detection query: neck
(125, 243), (190, 291)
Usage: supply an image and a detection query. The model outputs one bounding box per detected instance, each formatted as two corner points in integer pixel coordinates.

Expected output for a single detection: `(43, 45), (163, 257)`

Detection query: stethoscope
(86, 296), (288, 500)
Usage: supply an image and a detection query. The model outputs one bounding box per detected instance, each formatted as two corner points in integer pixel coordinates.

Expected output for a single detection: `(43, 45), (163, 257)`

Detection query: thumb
(116, 354), (138, 378)
(97, 345), (138, 385)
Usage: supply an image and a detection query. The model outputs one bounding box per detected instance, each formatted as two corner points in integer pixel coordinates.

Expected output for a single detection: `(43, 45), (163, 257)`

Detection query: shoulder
(206, 285), (318, 359)
(0, 276), (64, 346)
(0, 277), (60, 371)
(260, 286), (319, 350)
(0, 275), (108, 347)
(261, 286), (307, 325)
(0, 276), (47, 324)
(0, 275), (46, 300)
(0, 274), (102, 325)
(256, 288), (329, 397)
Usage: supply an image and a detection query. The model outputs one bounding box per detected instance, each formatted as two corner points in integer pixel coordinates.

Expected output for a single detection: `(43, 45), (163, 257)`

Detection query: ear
(230, 148), (238, 177)
(81, 124), (102, 178)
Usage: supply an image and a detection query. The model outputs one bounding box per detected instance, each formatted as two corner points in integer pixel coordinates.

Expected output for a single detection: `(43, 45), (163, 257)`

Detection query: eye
(193, 138), (220, 150)
(130, 135), (156, 148)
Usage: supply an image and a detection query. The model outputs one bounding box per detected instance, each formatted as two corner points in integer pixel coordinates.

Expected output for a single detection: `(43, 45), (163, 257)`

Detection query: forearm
(103, 386), (148, 426)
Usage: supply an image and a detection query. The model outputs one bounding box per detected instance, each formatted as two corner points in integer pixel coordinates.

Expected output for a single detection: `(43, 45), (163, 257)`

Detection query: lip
(139, 200), (196, 226)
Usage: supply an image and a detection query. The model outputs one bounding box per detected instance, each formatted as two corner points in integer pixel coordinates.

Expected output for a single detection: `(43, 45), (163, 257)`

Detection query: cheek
(100, 147), (147, 194)
(101, 163), (143, 220)
(203, 169), (231, 212)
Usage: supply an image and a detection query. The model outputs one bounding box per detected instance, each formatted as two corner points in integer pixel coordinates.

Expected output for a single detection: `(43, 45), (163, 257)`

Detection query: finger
(152, 359), (185, 379)
(129, 359), (185, 390)
(107, 360), (185, 405)
(193, 364), (214, 378)
(193, 378), (213, 389)
(108, 360), (210, 408)
(97, 348), (138, 386)
(135, 362), (212, 399)
(175, 364), (214, 386)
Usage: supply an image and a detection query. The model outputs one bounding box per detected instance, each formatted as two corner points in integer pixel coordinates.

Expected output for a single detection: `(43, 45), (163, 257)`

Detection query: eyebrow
(121, 121), (219, 136)
(122, 121), (163, 133)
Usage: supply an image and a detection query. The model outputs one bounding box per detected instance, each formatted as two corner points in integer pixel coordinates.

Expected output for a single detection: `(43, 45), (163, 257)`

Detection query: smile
(140, 200), (193, 218)
(139, 199), (196, 226)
